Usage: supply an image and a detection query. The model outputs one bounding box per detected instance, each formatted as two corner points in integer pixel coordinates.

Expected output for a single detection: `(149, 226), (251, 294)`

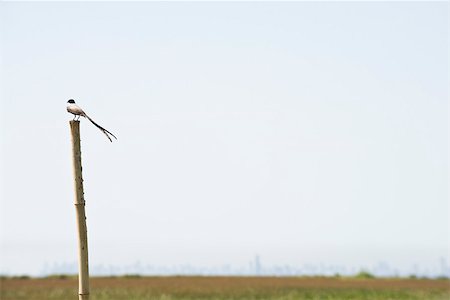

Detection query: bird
(67, 99), (117, 142)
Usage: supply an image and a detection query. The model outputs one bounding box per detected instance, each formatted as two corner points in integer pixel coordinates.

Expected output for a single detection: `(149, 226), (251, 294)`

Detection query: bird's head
(67, 99), (76, 104)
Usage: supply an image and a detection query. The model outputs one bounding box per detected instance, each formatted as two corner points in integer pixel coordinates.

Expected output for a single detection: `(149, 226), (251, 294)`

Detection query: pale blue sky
(0, 2), (448, 276)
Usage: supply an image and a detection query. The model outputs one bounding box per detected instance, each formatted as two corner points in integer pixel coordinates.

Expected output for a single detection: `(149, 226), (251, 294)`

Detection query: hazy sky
(0, 1), (448, 276)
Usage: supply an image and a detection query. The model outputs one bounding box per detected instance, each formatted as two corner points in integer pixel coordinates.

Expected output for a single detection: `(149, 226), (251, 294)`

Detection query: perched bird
(67, 99), (117, 142)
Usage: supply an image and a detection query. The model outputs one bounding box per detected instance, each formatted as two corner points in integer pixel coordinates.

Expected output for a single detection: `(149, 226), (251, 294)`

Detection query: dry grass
(1, 276), (449, 300)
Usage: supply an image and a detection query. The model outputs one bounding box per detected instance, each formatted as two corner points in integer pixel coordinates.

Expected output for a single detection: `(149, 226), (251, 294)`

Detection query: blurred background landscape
(0, 0), (448, 286)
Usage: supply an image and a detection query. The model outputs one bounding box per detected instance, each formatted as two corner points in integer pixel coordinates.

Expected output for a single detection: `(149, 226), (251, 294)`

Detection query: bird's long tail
(84, 114), (117, 142)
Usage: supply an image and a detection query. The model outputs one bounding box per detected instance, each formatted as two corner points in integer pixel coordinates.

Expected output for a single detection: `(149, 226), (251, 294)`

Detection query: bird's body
(67, 99), (117, 142)
(67, 101), (86, 118)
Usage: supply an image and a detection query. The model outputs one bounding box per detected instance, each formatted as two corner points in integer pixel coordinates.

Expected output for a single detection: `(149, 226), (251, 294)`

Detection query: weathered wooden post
(70, 120), (90, 300)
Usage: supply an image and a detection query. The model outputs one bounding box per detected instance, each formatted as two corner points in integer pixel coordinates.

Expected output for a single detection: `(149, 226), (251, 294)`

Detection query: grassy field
(1, 276), (449, 300)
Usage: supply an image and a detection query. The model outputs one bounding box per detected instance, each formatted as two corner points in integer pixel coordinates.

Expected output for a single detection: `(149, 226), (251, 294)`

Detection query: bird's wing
(68, 104), (85, 116)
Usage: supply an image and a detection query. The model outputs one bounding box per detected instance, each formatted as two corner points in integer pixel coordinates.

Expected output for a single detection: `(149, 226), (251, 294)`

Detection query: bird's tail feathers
(84, 114), (118, 142)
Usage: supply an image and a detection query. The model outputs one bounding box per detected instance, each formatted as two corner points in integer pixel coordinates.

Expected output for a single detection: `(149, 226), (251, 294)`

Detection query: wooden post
(70, 120), (90, 300)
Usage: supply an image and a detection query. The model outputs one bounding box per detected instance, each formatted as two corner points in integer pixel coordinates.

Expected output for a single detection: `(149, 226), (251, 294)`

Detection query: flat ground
(1, 276), (449, 300)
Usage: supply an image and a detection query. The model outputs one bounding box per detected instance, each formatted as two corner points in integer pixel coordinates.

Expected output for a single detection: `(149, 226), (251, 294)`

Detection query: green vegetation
(1, 276), (449, 300)
(44, 274), (77, 280)
(355, 270), (376, 279)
